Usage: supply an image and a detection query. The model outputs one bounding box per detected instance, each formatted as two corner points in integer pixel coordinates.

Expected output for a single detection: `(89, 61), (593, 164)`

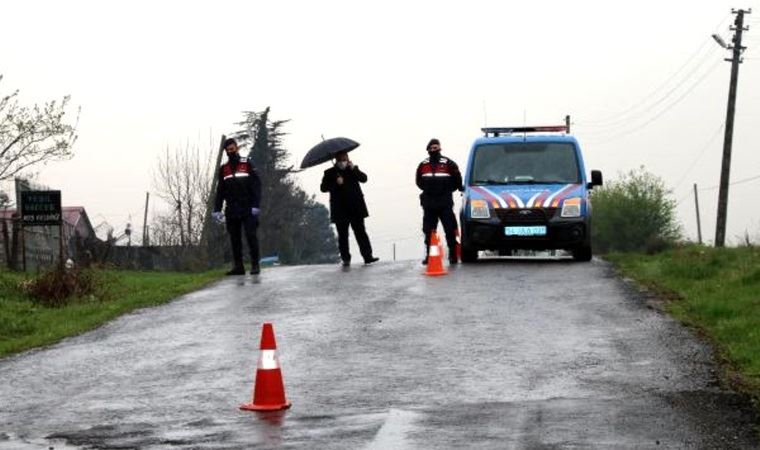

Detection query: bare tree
(0, 75), (79, 181)
(152, 143), (214, 247)
(149, 214), (182, 247)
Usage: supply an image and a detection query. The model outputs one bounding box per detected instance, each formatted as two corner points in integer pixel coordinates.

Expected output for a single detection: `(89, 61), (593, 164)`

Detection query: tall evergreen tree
(232, 108), (338, 264)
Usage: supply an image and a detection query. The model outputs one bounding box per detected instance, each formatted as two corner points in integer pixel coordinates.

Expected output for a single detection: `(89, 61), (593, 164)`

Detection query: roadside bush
(22, 266), (108, 307)
(591, 167), (681, 254)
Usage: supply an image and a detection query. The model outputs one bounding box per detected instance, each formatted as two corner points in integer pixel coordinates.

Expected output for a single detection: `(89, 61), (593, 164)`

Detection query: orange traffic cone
(425, 231), (447, 276)
(240, 323), (291, 411)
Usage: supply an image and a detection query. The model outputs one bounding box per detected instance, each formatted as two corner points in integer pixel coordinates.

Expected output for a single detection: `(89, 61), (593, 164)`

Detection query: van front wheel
(462, 245), (479, 263)
(572, 243), (592, 262)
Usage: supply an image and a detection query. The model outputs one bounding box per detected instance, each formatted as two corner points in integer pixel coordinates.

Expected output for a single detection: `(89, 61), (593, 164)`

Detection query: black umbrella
(300, 137), (360, 169)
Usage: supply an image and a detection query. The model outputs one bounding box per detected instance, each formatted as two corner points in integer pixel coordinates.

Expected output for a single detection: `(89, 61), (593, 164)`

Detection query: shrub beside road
(0, 269), (224, 358)
(607, 245), (760, 398)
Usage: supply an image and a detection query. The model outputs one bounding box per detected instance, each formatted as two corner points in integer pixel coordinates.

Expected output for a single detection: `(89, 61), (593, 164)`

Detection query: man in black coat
(416, 138), (463, 265)
(320, 151), (379, 266)
(212, 138), (263, 275)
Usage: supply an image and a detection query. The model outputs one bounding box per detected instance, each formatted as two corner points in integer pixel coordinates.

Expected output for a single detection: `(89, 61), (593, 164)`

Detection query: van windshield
(469, 142), (580, 185)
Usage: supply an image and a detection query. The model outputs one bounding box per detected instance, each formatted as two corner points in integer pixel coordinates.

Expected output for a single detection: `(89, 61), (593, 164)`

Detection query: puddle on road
(251, 410), (287, 427)
(363, 409), (421, 450)
(0, 433), (80, 450)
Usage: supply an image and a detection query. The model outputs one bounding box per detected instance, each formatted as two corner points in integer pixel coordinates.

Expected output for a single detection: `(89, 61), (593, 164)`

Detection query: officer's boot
(227, 260), (245, 276)
(448, 244), (459, 264)
(445, 234), (459, 264)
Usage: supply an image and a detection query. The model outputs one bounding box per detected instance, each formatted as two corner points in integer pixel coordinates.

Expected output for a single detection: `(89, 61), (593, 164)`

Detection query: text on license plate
(505, 226), (547, 236)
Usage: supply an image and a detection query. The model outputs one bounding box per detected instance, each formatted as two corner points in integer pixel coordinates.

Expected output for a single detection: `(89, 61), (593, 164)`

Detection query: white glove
(212, 211), (225, 224)
(251, 207), (261, 216)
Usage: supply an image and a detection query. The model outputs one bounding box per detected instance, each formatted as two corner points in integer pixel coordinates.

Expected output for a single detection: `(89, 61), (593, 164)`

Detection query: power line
(579, 14), (732, 128)
(702, 173), (760, 191)
(672, 122), (725, 191)
(580, 46), (720, 128)
(583, 59), (723, 145)
(675, 192), (692, 206)
(731, 174), (760, 186)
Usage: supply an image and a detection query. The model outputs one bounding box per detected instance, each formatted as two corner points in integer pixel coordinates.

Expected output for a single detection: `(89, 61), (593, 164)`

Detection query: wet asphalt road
(0, 257), (757, 449)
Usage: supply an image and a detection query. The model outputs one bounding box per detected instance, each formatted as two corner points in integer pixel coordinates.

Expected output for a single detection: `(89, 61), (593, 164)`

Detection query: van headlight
(561, 198), (582, 218)
(470, 199), (491, 219)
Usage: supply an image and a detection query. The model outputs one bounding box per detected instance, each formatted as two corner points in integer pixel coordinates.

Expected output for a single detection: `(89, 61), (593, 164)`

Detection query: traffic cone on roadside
(425, 231), (447, 276)
(240, 323), (291, 411)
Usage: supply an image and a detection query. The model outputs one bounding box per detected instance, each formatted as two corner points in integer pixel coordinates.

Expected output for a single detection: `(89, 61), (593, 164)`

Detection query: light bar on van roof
(481, 125), (568, 137)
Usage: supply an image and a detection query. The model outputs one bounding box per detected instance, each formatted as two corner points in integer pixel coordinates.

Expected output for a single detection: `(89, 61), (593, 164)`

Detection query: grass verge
(0, 268), (224, 358)
(606, 245), (760, 398)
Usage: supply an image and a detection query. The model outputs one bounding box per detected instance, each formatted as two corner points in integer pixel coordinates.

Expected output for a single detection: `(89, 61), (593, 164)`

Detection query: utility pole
(693, 183), (703, 245)
(715, 8), (751, 247)
(200, 135), (227, 248)
(565, 115), (571, 133)
(142, 192), (150, 246)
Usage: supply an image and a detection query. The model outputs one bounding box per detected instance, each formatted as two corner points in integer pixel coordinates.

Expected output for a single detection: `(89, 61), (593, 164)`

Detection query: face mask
(336, 161), (348, 170)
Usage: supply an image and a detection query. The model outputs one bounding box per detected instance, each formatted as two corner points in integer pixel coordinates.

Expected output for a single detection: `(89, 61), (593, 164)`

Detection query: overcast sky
(2, 0), (760, 261)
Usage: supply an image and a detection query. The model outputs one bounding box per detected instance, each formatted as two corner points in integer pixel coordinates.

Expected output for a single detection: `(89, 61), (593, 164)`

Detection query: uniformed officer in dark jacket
(320, 151), (379, 267)
(416, 138), (463, 264)
(213, 138), (263, 275)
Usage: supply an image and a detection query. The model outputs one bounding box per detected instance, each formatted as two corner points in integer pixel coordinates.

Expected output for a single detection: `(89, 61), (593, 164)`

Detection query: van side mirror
(588, 170), (603, 188)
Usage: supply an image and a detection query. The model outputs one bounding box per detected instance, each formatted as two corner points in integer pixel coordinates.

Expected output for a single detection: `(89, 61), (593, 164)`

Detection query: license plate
(505, 226), (547, 236)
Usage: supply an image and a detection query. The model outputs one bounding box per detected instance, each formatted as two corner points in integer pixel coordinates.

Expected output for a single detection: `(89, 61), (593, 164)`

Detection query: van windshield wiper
(531, 179), (568, 184)
(472, 179), (509, 185)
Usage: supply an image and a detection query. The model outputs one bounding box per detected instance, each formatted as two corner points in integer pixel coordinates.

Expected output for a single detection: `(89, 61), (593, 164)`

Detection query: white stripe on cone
(258, 350), (280, 370)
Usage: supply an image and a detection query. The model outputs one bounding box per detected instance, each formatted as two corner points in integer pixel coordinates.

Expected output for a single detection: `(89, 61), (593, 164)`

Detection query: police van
(460, 125), (602, 262)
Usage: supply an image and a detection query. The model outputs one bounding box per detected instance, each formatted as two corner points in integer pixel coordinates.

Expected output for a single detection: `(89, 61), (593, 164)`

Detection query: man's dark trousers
(226, 214), (259, 268)
(335, 217), (373, 263)
(423, 206), (458, 254)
